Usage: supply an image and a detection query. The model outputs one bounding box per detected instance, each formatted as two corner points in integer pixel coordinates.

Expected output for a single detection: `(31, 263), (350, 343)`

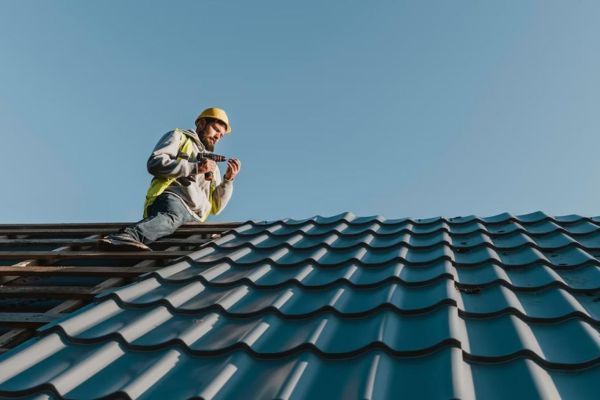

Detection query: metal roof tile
(479, 212), (514, 224)
(554, 214), (588, 223)
(0, 212), (599, 399)
(1, 344), (598, 399)
(40, 305), (599, 367)
(562, 220), (600, 234)
(514, 211), (551, 224)
(530, 231), (578, 249)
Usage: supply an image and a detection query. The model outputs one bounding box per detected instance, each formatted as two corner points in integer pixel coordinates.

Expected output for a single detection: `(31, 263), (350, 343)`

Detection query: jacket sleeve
(147, 130), (198, 178)
(210, 166), (234, 215)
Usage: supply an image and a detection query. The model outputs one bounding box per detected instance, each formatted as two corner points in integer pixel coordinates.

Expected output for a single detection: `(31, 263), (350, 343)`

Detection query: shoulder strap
(176, 131), (195, 160)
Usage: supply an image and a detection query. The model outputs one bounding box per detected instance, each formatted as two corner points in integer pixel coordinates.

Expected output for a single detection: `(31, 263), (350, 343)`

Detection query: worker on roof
(100, 107), (241, 251)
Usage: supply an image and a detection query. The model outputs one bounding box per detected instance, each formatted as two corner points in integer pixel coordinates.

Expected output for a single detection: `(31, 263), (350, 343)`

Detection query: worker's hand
(224, 158), (241, 181)
(197, 158), (217, 175)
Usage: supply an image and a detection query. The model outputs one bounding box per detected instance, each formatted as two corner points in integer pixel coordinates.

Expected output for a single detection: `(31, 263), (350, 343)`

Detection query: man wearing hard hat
(100, 107), (241, 250)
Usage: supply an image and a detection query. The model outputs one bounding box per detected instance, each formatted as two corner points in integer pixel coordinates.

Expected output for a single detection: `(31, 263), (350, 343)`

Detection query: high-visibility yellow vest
(143, 131), (216, 222)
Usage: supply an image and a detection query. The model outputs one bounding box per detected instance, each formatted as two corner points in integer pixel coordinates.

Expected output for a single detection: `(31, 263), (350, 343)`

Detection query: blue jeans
(124, 192), (196, 244)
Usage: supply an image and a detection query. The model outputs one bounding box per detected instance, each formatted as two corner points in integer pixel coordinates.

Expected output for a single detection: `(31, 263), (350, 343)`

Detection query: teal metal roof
(0, 212), (598, 399)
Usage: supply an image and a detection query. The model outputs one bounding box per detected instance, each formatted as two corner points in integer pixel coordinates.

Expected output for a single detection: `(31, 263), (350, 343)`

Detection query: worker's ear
(196, 118), (207, 132)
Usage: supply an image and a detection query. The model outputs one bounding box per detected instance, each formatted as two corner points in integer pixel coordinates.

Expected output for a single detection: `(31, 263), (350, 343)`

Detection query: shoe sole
(98, 239), (152, 252)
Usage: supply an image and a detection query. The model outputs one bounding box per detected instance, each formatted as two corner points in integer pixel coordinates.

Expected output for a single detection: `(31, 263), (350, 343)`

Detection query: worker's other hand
(224, 158), (241, 181)
(197, 159), (217, 175)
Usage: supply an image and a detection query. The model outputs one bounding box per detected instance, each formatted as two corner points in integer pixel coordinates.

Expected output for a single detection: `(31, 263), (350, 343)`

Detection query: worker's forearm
(147, 156), (198, 178)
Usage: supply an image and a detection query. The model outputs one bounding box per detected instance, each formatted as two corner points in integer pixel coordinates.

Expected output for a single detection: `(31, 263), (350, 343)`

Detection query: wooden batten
(0, 223), (237, 351)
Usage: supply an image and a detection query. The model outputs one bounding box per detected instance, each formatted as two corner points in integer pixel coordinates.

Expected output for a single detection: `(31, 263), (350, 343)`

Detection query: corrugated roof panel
(35, 307), (599, 366)
(0, 345), (598, 399)
(0, 212), (599, 399)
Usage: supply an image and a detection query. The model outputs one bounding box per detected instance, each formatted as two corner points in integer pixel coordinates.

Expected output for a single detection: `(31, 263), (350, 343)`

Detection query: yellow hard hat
(195, 107), (231, 133)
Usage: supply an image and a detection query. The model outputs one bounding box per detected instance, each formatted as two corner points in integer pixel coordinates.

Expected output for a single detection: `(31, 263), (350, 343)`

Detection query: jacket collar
(181, 128), (205, 150)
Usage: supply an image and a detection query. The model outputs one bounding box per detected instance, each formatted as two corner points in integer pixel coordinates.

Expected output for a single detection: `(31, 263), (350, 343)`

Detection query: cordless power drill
(198, 151), (228, 181)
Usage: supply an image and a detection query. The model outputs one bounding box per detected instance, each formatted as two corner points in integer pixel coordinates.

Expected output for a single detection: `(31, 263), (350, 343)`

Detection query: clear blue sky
(1, 1), (599, 223)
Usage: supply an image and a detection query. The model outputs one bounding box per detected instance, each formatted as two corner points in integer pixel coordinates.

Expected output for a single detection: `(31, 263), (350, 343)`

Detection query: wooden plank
(0, 285), (94, 298)
(0, 238), (212, 247)
(0, 222), (240, 229)
(0, 226), (238, 236)
(0, 250), (191, 260)
(0, 235), (101, 348)
(0, 329), (35, 350)
(0, 238), (93, 246)
(0, 265), (160, 277)
(0, 325), (37, 353)
(0, 280), (115, 347)
(153, 237), (217, 245)
(0, 236), (207, 349)
(0, 313), (61, 327)
(0, 234), (100, 285)
(46, 278), (125, 316)
(44, 241), (195, 316)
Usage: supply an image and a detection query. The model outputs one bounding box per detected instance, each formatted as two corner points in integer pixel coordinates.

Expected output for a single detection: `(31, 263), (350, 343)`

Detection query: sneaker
(99, 233), (152, 251)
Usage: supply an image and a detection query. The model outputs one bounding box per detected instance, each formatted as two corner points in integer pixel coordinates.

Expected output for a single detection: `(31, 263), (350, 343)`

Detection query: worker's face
(197, 120), (226, 151)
